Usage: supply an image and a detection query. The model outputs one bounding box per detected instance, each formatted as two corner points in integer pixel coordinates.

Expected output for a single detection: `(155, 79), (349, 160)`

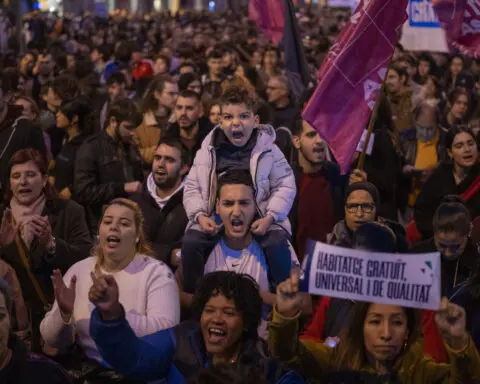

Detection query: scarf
(10, 193), (47, 228)
(147, 173), (184, 209)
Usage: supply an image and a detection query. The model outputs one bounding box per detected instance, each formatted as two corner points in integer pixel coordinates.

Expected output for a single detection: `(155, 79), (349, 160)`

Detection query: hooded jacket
(130, 183), (188, 265)
(183, 125), (296, 233)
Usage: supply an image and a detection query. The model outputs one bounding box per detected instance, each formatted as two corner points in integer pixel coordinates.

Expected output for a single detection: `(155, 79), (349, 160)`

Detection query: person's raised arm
(269, 270), (330, 381)
(88, 272), (175, 381)
(435, 297), (480, 382)
(40, 269), (76, 350)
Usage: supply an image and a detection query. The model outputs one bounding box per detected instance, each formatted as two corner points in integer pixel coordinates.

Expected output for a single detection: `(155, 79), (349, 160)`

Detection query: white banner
(299, 241), (441, 310)
(400, 0), (448, 52)
(327, 0), (360, 11)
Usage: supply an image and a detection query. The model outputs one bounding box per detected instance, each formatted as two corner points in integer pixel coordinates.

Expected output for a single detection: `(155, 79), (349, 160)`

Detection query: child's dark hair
(219, 86), (257, 114)
(433, 195), (471, 236)
(191, 271), (262, 340)
(216, 170), (254, 200)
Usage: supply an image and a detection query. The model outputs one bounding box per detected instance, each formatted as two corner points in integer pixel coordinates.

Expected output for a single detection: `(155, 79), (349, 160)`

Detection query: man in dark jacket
(74, 99), (144, 233)
(290, 120), (347, 260)
(266, 75), (300, 132)
(131, 138), (190, 268)
(0, 96), (46, 197)
(163, 90), (213, 159)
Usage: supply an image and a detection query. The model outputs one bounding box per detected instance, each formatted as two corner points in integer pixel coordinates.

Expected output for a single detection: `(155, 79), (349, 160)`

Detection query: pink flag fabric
(433, 0), (480, 58)
(249, 0), (285, 45)
(302, 0), (409, 174)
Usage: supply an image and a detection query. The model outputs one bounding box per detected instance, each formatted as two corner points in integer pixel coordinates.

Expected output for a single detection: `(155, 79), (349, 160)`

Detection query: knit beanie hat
(345, 181), (380, 208)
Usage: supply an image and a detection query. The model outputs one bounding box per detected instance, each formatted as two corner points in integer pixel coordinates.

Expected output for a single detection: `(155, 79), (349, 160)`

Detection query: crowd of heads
(0, 3), (479, 384)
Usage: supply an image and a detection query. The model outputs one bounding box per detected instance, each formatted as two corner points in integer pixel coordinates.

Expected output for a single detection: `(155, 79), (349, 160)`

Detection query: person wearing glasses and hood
(328, 182), (407, 252)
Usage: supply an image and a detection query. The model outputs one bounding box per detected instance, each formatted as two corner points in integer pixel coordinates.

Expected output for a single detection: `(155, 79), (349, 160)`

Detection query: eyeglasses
(437, 241), (464, 254)
(345, 203), (375, 214)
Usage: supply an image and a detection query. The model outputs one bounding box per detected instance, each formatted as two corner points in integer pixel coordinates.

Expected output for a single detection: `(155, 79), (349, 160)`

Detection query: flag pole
(357, 85), (385, 171)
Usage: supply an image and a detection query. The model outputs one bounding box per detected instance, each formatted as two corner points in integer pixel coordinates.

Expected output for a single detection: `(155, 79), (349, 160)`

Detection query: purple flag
(249, 0), (285, 45)
(433, 0), (480, 58)
(302, 0), (409, 174)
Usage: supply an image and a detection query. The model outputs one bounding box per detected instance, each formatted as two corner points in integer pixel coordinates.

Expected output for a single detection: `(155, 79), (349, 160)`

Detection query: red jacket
(301, 297), (447, 363)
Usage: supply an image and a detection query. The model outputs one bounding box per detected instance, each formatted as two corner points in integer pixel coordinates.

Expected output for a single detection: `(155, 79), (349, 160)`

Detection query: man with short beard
(130, 138), (190, 268)
(164, 90), (212, 158)
(290, 120), (347, 261)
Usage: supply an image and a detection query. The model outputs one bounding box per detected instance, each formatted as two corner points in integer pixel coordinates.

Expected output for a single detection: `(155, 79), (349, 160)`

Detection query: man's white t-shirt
(204, 238), (270, 338)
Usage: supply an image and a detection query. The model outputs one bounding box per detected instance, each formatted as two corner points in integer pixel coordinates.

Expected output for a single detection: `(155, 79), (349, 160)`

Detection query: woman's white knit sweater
(40, 254), (180, 362)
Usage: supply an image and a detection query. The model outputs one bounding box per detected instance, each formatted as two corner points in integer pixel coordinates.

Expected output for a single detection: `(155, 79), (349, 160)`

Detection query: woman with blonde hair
(40, 198), (180, 381)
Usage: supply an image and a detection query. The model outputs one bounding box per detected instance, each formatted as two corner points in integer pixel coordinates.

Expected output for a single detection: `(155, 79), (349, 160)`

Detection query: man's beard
(301, 146), (324, 166)
(179, 119), (197, 131)
(154, 169), (181, 190)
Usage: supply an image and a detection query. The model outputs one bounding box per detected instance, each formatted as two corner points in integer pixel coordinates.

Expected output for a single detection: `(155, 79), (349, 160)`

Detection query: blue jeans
(181, 228), (292, 294)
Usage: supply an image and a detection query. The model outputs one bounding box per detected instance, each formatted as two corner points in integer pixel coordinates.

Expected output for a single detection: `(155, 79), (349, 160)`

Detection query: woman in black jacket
(0, 148), (92, 352)
(51, 98), (93, 200)
(414, 125), (480, 238)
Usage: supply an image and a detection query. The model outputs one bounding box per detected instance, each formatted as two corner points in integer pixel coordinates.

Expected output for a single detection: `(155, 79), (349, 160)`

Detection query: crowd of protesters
(0, 3), (479, 383)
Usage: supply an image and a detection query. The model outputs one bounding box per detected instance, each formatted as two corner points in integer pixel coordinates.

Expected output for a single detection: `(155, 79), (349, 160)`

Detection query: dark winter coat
(130, 185), (188, 266)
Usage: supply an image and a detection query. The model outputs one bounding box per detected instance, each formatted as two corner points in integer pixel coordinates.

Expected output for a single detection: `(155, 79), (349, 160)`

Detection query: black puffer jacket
(130, 184), (188, 266)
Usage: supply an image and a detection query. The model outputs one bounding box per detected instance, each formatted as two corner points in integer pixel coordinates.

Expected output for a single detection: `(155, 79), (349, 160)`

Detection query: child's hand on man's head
(251, 215), (274, 236)
(198, 215), (218, 234)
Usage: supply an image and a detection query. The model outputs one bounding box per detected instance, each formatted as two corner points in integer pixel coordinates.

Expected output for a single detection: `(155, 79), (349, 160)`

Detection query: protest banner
(299, 241), (441, 310)
(327, 0), (360, 10)
(400, 0), (449, 52)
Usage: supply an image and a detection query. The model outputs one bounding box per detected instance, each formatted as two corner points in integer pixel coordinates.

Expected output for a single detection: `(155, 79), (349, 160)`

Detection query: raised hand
(88, 272), (122, 321)
(51, 269), (76, 322)
(276, 268), (305, 317)
(435, 297), (468, 350)
(0, 209), (17, 246)
(198, 215), (218, 234)
(349, 169), (368, 185)
(251, 215), (274, 236)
